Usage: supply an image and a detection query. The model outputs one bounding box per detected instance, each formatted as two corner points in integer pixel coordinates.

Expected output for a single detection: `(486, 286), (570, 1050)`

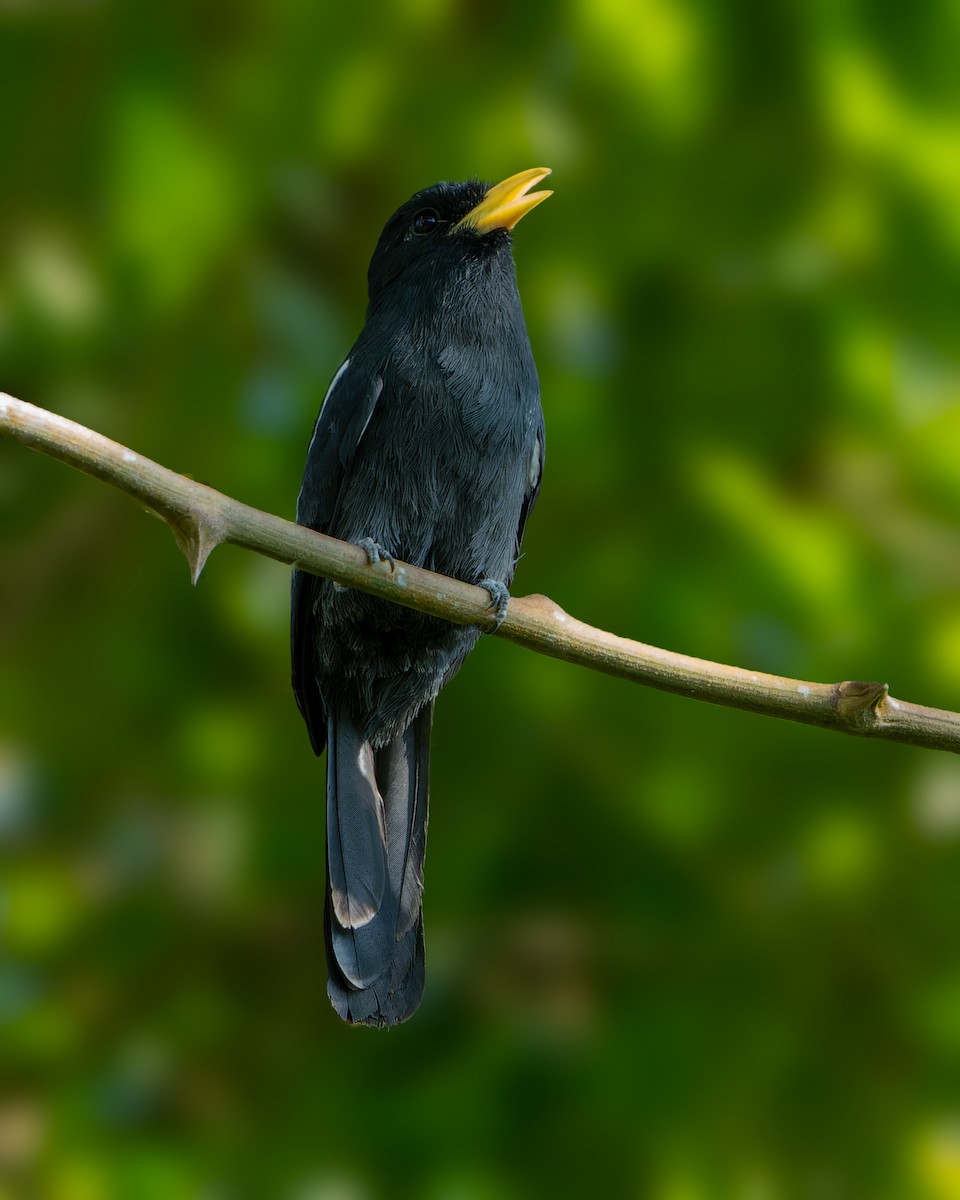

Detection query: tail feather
(325, 705), (431, 1026)
(326, 724), (387, 930)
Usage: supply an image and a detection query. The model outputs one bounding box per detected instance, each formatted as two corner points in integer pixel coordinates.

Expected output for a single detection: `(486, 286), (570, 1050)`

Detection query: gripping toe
(479, 578), (510, 630)
(358, 537), (396, 570)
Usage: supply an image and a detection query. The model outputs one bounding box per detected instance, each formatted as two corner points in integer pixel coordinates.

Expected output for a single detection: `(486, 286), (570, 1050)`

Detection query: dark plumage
(291, 169), (551, 1026)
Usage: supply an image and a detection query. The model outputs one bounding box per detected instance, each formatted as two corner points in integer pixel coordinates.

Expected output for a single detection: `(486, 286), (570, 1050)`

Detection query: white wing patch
(306, 356), (350, 460)
(297, 357), (350, 519)
(528, 434), (542, 489)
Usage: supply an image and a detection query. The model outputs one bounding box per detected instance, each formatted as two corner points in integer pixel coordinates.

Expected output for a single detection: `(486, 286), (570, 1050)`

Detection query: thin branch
(2, 392), (958, 755)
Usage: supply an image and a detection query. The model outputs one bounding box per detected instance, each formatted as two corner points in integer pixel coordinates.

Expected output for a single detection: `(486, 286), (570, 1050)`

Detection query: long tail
(324, 703), (431, 1027)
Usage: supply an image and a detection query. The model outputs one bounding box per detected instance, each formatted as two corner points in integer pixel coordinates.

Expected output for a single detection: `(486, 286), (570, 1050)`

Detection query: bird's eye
(412, 209), (440, 235)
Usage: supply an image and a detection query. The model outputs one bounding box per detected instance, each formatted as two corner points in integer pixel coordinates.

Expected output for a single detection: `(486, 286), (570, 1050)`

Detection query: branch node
(835, 680), (889, 730)
(522, 593), (572, 623)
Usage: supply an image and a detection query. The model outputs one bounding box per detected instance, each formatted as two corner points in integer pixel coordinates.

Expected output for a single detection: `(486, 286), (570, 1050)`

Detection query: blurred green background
(2, 1), (960, 1196)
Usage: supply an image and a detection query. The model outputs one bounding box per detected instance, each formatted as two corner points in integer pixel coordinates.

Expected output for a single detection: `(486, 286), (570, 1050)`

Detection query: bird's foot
(358, 538), (396, 572)
(479, 578), (510, 631)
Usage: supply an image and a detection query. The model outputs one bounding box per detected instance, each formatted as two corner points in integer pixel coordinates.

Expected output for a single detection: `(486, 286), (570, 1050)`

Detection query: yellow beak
(454, 167), (553, 234)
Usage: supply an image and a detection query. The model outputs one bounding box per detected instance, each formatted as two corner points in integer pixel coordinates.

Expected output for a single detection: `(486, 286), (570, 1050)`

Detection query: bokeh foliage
(2, 0), (960, 1196)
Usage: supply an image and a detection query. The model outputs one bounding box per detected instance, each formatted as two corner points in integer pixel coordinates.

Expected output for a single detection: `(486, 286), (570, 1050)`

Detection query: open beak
(454, 167), (553, 234)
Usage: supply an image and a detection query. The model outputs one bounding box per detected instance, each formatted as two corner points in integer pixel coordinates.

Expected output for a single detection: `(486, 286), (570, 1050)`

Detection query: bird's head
(366, 168), (552, 308)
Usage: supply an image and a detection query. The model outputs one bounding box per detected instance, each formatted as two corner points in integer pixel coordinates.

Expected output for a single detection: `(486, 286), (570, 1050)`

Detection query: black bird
(291, 168), (552, 1026)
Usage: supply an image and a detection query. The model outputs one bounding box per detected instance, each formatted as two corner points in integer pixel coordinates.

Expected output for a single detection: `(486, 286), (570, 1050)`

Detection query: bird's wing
(296, 357), (384, 533)
(291, 358), (384, 754)
(514, 413), (544, 560)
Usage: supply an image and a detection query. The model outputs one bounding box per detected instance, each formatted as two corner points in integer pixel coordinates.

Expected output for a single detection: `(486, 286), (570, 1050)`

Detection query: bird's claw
(479, 578), (510, 631)
(358, 538), (396, 571)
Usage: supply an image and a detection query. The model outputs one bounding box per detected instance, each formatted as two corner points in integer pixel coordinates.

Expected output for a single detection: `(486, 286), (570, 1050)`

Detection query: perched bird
(292, 168), (552, 1026)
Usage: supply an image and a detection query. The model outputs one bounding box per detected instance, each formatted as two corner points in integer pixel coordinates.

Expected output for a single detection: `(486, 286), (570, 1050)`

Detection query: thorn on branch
(167, 512), (223, 585)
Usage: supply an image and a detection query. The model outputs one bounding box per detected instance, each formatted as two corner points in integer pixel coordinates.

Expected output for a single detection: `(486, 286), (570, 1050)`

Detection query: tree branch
(3, 392), (958, 755)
